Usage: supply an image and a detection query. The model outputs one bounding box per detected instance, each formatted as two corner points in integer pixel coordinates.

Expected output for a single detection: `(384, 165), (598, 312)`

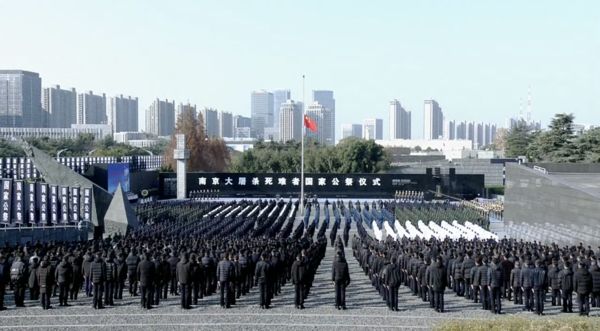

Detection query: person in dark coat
(520, 260), (535, 312)
(430, 256), (447, 313)
(176, 253), (192, 309)
(104, 253), (116, 306)
(574, 261), (593, 316)
(89, 253), (106, 309)
(475, 257), (490, 310)
(510, 261), (522, 304)
(55, 256), (73, 306)
(559, 261), (574, 313)
(547, 259), (562, 306)
(137, 253), (155, 309)
(588, 258), (600, 308)
(82, 252), (93, 297)
(37, 257), (54, 310)
(190, 254), (203, 305)
(384, 256), (401, 311)
(488, 257), (504, 314)
(10, 254), (27, 307)
(255, 253), (271, 309)
(168, 252), (180, 296)
(0, 251), (11, 310)
(291, 254), (306, 309)
(332, 251), (350, 310)
(126, 250), (140, 296)
(28, 256), (40, 301)
(216, 253), (235, 308)
(532, 259), (547, 315)
(115, 253), (128, 300)
(500, 254), (514, 300)
(69, 252), (83, 301)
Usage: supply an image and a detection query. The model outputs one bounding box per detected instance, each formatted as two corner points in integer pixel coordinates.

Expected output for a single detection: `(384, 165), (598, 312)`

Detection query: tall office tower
(423, 100), (444, 140)
(77, 91), (107, 125)
(278, 100), (303, 142)
(306, 102), (335, 146)
(363, 118), (383, 140)
(0, 70), (42, 128)
(490, 124), (497, 145)
(467, 121), (475, 142)
(456, 121), (467, 139)
(42, 85), (77, 128)
(341, 123), (362, 139)
(109, 95), (138, 133)
(251, 90), (274, 138)
(219, 111), (234, 138)
(272, 89), (291, 130)
(475, 122), (484, 149)
(234, 115), (252, 139)
(146, 99), (175, 136)
(484, 123), (491, 147)
(312, 90), (335, 143)
(176, 103), (197, 124)
(389, 99), (411, 139)
(443, 119), (456, 140)
(202, 108), (219, 138)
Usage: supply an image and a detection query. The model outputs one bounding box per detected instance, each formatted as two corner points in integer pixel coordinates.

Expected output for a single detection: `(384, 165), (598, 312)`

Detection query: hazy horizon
(1, 0), (598, 139)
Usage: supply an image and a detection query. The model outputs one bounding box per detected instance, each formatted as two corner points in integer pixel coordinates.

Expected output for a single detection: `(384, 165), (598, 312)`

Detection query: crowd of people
(0, 199), (348, 311)
(352, 202), (600, 316)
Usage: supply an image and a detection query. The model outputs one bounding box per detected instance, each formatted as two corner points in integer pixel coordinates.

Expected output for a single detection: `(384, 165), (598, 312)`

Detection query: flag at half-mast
(304, 115), (317, 132)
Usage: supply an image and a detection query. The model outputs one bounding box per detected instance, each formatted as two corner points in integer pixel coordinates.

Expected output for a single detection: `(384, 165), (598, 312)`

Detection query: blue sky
(1, 0), (598, 139)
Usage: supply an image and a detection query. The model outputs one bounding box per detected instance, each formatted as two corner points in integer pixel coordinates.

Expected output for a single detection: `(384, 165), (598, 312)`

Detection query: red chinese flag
(304, 115), (317, 132)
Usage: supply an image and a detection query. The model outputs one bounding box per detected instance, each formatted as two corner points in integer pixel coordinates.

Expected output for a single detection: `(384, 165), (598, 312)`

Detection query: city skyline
(1, 1), (597, 140)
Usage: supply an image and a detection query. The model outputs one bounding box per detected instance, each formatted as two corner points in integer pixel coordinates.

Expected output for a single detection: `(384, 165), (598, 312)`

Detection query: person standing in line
(520, 260), (535, 312)
(385, 256), (401, 311)
(137, 253), (155, 310)
(104, 253), (116, 306)
(55, 256), (73, 307)
(89, 253), (106, 309)
(126, 249), (140, 297)
(10, 253), (27, 307)
(332, 251), (350, 310)
(37, 256), (54, 310)
(28, 257), (40, 301)
(559, 261), (574, 313)
(574, 260), (593, 316)
(532, 259), (547, 316)
(291, 254), (306, 309)
(217, 253), (235, 309)
(510, 261), (522, 304)
(588, 258), (600, 308)
(177, 253), (192, 309)
(488, 257), (504, 314)
(430, 256), (447, 313)
(255, 253), (271, 309)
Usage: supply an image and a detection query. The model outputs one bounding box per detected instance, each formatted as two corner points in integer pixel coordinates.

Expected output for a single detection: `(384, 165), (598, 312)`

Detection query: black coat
(176, 260), (191, 285)
(574, 268), (593, 295)
(37, 261), (54, 294)
(137, 259), (156, 287)
(55, 261), (72, 284)
(488, 265), (504, 288)
(254, 260), (270, 284)
(90, 258), (105, 284)
(332, 256), (350, 285)
(430, 261), (447, 292)
(216, 260), (234, 282)
(559, 268), (574, 292)
(385, 263), (401, 287)
(532, 267), (547, 289)
(291, 260), (307, 285)
(126, 254), (140, 276)
(589, 266), (600, 292)
(547, 265), (561, 290)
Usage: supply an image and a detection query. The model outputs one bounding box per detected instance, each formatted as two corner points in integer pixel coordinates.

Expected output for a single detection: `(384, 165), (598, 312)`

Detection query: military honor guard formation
(1, 196), (600, 319)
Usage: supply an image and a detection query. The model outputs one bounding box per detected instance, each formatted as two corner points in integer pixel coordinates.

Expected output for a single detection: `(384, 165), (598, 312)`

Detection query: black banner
(27, 182), (36, 225)
(1, 179), (12, 224)
(83, 187), (92, 222)
(71, 187), (80, 224)
(39, 183), (48, 225)
(13, 180), (24, 225)
(50, 185), (58, 225)
(60, 186), (69, 224)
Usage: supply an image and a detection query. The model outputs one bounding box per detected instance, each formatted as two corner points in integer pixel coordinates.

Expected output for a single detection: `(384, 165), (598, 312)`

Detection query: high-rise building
(475, 122), (484, 149)
(272, 89), (291, 131)
(219, 111), (234, 138)
(490, 124), (497, 145)
(389, 99), (411, 139)
(234, 115), (252, 139)
(0, 70), (43, 128)
(43, 85), (77, 128)
(423, 100), (444, 140)
(467, 121), (475, 142)
(484, 123), (491, 147)
(341, 123), (362, 139)
(443, 119), (456, 140)
(176, 103), (197, 124)
(202, 108), (219, 138)
(456, 121), (467, 140)
(109, 95), (138, 133)
(313, 90), (335, 143)
(77, 91), (107, 125)
(251, 90), (274, 138)
(278, 100), (303, 142)
(145, 99), (175, 136)
(306, 102), (335, 146)
(363, 118), (383, 140)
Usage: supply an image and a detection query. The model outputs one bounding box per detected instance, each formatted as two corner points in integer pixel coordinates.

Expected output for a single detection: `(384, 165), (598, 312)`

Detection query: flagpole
(300, 74), (305, 217)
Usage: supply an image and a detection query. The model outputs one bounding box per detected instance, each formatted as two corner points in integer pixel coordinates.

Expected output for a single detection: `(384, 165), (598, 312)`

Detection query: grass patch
(436, 316), (595, 331)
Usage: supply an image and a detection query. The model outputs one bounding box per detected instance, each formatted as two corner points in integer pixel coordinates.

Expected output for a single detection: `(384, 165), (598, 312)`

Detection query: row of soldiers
(0, 199), (332, 311)
(351, 205), (600, 317)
